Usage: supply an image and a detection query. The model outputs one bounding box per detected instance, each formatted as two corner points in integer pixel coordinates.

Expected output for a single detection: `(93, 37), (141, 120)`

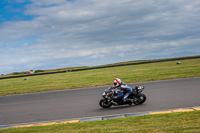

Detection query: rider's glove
(113, 96), (117, 99)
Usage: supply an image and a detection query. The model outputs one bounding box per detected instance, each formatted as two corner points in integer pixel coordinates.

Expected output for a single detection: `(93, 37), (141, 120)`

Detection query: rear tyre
(99, 99), (112, 108)
(133, 93), (146, 105)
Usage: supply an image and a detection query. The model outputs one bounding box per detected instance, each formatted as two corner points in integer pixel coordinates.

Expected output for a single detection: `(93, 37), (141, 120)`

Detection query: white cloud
(0, 0), (200, 74)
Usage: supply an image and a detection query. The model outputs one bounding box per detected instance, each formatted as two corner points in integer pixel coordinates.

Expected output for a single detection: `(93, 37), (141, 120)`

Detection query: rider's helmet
(113, 78), (122, 87)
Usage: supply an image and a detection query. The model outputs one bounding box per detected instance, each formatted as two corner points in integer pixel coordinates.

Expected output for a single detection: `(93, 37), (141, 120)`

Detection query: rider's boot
(128, 99), (132, 106)
(124, 98), (132, 106)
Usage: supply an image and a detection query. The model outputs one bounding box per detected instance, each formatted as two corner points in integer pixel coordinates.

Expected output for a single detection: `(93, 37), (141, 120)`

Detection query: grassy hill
(1, 55), (200, 79)
(0, 56), (200, 96)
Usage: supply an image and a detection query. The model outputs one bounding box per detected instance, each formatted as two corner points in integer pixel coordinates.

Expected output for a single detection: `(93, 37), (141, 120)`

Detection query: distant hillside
(0, 55), (200, 80)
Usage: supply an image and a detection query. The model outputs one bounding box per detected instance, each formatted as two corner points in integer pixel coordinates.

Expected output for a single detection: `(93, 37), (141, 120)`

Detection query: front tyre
(133, 93), (146, 105)
(99, 99), (112, 108)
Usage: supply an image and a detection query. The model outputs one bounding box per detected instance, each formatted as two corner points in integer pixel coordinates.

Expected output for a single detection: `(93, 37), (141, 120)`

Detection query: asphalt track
(0, 77), (200, 126)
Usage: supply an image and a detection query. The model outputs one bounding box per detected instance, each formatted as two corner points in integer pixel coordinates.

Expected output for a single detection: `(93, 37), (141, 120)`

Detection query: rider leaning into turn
(112, 78), (133, 104)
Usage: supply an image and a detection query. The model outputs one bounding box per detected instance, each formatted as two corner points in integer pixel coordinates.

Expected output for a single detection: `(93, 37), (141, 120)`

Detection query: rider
(112, 78), (132, 104)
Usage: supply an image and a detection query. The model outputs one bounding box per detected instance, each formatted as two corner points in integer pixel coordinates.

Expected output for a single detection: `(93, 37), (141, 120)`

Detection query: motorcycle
(99, 86), (146, 108)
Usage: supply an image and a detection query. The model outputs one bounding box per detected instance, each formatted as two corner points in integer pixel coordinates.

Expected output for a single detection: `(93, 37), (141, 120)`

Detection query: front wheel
(133, 93), (146, 105)
(99, 99), (112, 108)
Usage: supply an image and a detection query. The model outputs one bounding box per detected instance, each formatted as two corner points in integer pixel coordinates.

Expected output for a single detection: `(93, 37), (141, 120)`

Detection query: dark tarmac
(0, 77), (200, 126)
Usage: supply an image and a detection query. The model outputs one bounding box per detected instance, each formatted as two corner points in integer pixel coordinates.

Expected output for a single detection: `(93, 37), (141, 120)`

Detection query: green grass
(0, 58), (200, 96)
(1, 111), (200, 133)
(3, 55), (199, 78)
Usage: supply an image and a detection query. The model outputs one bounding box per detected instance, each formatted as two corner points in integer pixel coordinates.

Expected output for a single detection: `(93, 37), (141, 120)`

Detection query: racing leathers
(114, 82), (133, 101)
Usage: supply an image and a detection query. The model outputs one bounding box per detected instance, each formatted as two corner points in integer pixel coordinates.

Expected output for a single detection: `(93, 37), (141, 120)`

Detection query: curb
(1, 106), (200, 130)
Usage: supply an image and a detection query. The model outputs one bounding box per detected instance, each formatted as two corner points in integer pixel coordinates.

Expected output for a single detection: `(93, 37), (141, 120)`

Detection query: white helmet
(113, 78), (122, 87)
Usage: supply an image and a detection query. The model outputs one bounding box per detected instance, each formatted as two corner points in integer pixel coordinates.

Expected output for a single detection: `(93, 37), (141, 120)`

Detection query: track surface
(0, 77), (200, 126)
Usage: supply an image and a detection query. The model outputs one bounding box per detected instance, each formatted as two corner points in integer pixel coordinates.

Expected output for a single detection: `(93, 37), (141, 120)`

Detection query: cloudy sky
(0, 0), (200, 74)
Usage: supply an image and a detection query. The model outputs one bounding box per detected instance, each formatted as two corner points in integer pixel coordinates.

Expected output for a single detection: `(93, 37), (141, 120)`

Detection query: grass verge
(1, 111), (200, 133)
(0, 58), (200, 96)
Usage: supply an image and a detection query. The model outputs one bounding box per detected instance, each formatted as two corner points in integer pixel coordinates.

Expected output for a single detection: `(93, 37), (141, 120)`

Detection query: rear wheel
(133, 93), (146, 105)
(99, 99), (112, 108)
